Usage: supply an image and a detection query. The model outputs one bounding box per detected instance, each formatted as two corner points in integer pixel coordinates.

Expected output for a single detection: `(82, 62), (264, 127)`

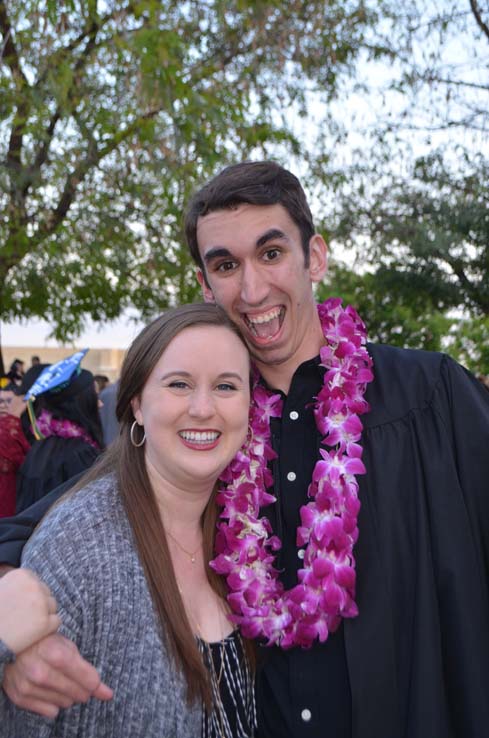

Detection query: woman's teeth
(179, 431), (220, 443)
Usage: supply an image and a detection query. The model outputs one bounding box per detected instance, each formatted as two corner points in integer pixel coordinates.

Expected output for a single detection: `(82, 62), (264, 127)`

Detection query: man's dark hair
(184, 161), (316, 273)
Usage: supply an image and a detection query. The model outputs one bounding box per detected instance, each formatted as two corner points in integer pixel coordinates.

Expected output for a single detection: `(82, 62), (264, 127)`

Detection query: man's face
(196, 203), (327, 382)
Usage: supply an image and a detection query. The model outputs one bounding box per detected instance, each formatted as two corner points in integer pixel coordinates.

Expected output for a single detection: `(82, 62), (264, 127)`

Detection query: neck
(145, 457), (212, 535)
(255, 360), (297, 395)
(255, 322), (325, 394)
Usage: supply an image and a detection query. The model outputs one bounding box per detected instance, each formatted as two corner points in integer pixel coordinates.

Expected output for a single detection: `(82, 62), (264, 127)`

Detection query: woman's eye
(168, 381), (189, 390)
(216, 383), (236, 392)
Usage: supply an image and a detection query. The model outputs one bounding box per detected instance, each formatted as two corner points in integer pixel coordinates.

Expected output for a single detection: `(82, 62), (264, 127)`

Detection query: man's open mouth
(244, 307), (284, 340)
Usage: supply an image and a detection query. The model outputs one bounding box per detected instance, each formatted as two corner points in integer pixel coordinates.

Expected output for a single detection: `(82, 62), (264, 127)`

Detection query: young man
(2, 162), (489, 738)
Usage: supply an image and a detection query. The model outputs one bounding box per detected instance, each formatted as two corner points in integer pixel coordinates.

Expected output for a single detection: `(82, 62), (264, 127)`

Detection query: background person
(98, 379), (119, 446)
(93, 374), (110, 394)
(6, 359), (25, 387)
(1, 303), (256, 738)
(16, 357), (103, 513)
(0, 381), (29, 517)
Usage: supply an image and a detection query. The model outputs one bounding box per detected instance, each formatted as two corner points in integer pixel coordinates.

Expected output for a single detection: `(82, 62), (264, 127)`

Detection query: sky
(1, 313), (146, 350)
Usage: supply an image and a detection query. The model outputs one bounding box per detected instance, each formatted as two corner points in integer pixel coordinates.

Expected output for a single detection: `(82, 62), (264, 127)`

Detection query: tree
(445, 314), (489, 375)
(317, 260), (453, 352)
(310, 0), (489, 372)
(339, 0), (489, 138)
(331, 152), (489, 317)
(0, 0), (379, 372)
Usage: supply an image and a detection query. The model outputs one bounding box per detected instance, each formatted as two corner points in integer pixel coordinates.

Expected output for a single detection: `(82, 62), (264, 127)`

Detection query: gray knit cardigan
(0, 475), (202, 737)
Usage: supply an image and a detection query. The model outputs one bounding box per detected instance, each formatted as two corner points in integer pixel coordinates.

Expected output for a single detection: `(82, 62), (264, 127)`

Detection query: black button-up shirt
(256, 357), (352, 738)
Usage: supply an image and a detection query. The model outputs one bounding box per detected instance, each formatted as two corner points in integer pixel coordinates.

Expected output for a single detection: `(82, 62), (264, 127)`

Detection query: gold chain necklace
(165, 528), (202, 564)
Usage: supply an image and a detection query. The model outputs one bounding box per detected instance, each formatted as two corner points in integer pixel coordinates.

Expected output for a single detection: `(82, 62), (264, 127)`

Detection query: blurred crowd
(0, 355), (119, 518)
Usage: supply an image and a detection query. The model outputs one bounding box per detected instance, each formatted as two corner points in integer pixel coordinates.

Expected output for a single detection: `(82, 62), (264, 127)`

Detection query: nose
(240, 263), (269, 306)
(188, 387), (215, 419)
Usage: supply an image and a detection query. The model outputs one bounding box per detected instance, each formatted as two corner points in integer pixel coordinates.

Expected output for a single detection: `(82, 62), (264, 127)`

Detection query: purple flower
(209, 298), (373, 650)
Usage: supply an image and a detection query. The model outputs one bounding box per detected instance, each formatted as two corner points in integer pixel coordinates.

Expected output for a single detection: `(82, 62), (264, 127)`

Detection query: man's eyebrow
(256, 228), (289, 248)
(203, 229), (289, 264)
(203, 247), (233, 264)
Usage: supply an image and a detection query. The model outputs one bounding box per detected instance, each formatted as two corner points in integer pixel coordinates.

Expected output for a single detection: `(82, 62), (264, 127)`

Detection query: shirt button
(287, 471), (296, 482)
(301, 708), (312, 722)
(289, 410), (299, 420)
(297, 549), (305, 560)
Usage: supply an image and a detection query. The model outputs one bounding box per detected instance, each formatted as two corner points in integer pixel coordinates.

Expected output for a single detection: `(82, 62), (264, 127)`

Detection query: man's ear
(197, 268), (216, 303)
(308, 235), (328, 283)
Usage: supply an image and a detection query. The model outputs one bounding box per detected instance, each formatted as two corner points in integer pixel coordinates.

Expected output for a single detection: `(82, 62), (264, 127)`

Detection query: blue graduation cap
(24, 349), (89, 401)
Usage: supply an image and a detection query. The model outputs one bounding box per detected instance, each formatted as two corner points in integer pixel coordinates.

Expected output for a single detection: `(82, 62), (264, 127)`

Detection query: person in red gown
(0, 381), (29, 518)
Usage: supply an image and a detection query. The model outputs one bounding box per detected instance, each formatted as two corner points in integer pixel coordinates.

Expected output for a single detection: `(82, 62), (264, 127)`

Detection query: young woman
(1, 303), (255, 738)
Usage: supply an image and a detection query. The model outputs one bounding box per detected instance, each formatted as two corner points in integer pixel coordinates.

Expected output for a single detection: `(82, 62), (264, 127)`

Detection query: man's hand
(2, 633), (113, 718)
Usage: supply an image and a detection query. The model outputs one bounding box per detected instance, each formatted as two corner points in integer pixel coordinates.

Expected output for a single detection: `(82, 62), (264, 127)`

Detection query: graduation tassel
(26, 398), (45, 441)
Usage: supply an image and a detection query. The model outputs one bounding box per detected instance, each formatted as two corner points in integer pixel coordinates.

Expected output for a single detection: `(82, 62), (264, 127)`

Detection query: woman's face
(132, 324), (250, 492)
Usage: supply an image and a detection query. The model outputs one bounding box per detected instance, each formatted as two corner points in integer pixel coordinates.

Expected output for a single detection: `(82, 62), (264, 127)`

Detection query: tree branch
(0, 0), (31, 177)
(0, 0), (28, 86)
(469, 0), (489, 42)
(35, 105), (165, 243)
(25, 18), (101, 197)
(34, 2), (138, 90)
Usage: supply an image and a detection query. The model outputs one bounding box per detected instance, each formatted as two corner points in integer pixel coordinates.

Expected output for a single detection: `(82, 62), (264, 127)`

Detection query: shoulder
(364, 343), (457, 427)
(23, 474), (128, 563)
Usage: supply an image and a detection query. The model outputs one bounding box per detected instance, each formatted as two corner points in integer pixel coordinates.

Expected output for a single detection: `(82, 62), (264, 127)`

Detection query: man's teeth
(246, 307), (282, 325)
(179, 431), (220, 443)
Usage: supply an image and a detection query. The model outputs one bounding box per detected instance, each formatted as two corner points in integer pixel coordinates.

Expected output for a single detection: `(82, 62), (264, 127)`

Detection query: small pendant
(190, 555), (196, 564)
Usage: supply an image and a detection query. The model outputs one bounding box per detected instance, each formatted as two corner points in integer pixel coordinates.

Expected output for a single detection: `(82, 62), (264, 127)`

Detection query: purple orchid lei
(211, 298), (374, 649)
(35, 409), (100, 450)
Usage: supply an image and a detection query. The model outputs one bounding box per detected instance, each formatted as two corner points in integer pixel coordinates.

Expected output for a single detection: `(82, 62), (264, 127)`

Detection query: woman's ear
(131, 397), (143, 426)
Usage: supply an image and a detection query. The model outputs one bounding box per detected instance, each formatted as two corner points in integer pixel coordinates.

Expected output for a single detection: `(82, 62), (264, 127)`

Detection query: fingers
(11, 696), (60, 720)
(47, 614), (62, 635)
(91, 681), (114, 701)
(36, 637), (108, 702)
(3, 662), (75, 711)
(4, 634), (113, 713)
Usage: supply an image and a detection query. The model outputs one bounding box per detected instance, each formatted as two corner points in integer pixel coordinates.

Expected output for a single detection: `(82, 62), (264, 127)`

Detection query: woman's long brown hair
(72, 303), (253, 709)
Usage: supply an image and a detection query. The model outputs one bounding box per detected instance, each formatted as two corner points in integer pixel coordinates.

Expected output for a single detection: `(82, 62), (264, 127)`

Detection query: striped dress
(199, 631), (256, 738)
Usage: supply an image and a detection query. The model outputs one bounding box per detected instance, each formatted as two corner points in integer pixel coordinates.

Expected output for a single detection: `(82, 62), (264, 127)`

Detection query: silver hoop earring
(130, 420), (146, 447)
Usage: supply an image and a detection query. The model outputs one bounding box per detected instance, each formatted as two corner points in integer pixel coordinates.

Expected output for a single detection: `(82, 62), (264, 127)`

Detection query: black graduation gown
(15, 436), (100, 514)
(347, 344), (489, 737)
